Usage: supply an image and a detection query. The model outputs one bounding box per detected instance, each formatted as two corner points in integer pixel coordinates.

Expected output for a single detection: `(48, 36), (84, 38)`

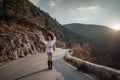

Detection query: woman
(41, 31), (56, 69)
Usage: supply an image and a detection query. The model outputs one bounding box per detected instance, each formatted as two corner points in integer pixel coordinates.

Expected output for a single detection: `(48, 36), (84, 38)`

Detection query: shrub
(72, 43), (95, 62)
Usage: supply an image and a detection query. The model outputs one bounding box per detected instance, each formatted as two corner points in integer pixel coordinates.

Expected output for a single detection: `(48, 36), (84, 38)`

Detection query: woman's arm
(40, 35), (47, 45)
(52, 34), (56, 43)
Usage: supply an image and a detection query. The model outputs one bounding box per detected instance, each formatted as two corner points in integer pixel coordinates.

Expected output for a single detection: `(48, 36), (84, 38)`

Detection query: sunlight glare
(112, 24), (120, 30)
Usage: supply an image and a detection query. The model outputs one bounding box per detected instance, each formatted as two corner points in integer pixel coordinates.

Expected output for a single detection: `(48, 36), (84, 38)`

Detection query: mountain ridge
(64, 23), (112, 29)
(64, 23), (120, 43)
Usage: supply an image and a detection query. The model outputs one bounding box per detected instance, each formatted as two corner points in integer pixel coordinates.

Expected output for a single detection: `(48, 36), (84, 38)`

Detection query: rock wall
(0, 32), (45, 62)
(0, 30), (66, 63)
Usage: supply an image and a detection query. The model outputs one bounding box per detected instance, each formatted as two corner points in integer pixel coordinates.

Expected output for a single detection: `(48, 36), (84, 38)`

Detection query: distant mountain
(64, 23), (118, 42)
(64, 23), (120, 54)
(64, 23), (120, 69)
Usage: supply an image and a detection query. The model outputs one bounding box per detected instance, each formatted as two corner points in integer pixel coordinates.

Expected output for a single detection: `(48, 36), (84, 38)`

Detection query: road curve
(0, 48), (94, 80)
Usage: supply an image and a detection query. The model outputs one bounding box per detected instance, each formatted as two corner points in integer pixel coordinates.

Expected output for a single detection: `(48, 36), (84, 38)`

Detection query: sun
(112, 24), (120, 30)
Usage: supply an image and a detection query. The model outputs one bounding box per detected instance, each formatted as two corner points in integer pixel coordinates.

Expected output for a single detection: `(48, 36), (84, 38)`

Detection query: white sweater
(41, 35), (56, 53)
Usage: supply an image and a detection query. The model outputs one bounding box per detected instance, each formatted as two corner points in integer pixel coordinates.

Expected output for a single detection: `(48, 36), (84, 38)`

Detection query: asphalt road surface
(0, 48), (94, 80)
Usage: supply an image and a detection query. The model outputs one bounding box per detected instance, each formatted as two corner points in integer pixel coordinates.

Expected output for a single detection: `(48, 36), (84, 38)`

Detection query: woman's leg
(47, 53), (52, 61)
(47, 53), (52, 69)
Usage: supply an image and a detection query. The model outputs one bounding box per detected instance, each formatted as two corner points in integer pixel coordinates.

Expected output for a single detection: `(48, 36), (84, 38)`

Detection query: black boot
(47, 60), (51, 69)
(50, 61), (53, 69)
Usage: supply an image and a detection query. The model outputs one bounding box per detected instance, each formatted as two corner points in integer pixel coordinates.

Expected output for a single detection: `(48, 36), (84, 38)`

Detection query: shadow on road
(14, 68), (49, 80)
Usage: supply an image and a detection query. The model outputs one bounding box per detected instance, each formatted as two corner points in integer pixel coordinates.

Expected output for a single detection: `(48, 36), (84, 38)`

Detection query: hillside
(0, 0), (86, 62)
(64, 23), (120, 69)
(64, 23), (120, 53)
(64, 23), (120, 43)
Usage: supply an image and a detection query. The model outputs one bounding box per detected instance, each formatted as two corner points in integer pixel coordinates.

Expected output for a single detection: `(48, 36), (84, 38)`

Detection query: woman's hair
(45, 32), (54, 40)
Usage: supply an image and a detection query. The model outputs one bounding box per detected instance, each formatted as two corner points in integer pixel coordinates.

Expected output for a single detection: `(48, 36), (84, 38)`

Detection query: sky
(29, 0), (120, 29)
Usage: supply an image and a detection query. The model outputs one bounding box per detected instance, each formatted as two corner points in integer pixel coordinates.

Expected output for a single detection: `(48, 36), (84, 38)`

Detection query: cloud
(69, 9), (76, 14)
(77, 6), (100, 11)
(47, 0), (56, 8)
(68, 5), (101, 24)
(69, 5), (101, 15)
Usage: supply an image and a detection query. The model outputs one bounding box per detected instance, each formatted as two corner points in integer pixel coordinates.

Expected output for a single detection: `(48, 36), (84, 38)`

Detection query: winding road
(0, 48), (94, 80)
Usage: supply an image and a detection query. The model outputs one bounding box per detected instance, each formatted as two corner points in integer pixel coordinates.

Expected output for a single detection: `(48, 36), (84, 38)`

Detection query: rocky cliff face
(0, 0), (84, 62)
(0, 21), (45, 62)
